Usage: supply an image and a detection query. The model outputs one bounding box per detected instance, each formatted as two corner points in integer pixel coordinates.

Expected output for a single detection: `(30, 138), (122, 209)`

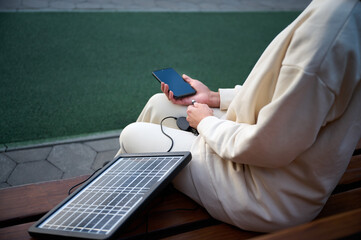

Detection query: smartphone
(152, 68), (196, 99)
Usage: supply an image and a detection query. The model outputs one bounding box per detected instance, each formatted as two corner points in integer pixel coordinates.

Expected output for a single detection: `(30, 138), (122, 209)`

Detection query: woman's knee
(119, 123), (143, 153)
(144, 94), (169, 112)
(148, 93), (168, 104)
(119, 122), (138, 142)
(137, 94), (168, 123)
(119, 122), (171, 153)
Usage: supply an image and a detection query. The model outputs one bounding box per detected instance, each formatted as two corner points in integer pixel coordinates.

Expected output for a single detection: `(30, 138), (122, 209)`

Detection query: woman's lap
(116, 93), (226, 206)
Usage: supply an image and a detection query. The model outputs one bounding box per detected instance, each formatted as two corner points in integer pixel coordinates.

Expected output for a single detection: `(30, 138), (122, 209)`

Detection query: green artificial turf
(0, 12), (299, 145)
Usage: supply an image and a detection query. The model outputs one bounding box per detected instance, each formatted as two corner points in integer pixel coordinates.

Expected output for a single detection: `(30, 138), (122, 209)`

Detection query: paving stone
(84, 137), (120, 152)
(154, 0), (183, 11)
(177, 2), (200, 11)
(254, 0), (311, 11)
(98, 3), (119, 10)
(0, 144), (6, 152)
(0, 153), (16, 182)
(0, 0), (21, 9)
(7, 161), (62, 186)
(76, 2), (102, 9)
(4, 147), (52, 163)
(0, 182), (10, 189)
(21, 0), (49, 9)
(133, 0), (156, 9)
(92, 149), (118, 171)
(50, 1), (76, 9)
(48, 143), (96, 179)
(199, 3), (220, 12)
(0, 0), (312, 12)
(62, 168), (94, 179)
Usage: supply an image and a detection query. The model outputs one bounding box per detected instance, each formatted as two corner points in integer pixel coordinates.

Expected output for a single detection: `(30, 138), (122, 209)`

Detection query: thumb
(182, 74), (192, 83)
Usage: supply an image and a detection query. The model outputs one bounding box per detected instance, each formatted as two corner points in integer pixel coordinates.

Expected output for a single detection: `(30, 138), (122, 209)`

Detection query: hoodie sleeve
(197, 66), (335, 168)
(218, 85), (242, 111)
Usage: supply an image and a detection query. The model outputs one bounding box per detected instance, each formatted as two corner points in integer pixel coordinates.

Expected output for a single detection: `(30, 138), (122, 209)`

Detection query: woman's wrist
(208, 91), (220, 108)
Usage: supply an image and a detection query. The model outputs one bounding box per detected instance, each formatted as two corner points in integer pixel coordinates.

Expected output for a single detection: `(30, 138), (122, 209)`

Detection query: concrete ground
(0, 0), (312, 189)
(1, 0), (311, 12)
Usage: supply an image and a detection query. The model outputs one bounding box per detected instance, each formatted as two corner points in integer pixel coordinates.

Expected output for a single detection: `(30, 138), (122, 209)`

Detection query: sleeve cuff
(219, 85), (242, 111)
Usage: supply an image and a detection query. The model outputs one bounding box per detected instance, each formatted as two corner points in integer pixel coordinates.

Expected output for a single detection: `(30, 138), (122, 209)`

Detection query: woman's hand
(161, 74), (220, 108)
(186, 103), (214, 129)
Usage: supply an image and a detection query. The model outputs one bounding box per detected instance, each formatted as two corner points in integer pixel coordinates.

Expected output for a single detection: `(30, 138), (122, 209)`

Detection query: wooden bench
(0, 139), (360, 240)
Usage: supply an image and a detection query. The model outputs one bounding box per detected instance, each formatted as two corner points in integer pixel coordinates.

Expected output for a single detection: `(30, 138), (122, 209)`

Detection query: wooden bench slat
(249, 208), (361, 240)
(354, 139), (361, 155)
(338, 155), (361, 185)
(114, 187), (214, 239)
(163, 223), (261, 240)
(356, 139), (361, 151)
(316, 188), (361, 219)
(0, 176), (89, 225)
(0, 199), (359, 240)
(164, 188), (361, 240)
(0, 222), (34, 240)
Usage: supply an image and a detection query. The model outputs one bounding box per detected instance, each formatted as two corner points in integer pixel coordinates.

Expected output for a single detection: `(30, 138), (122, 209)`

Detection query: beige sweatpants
(116, 93), (225, 205)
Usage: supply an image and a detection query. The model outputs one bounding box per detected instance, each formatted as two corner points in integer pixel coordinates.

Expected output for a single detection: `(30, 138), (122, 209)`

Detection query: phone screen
(152, 68), (196, 99)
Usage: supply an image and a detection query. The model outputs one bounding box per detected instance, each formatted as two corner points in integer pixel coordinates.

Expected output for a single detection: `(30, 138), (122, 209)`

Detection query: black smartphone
(152, 68), (196, 99)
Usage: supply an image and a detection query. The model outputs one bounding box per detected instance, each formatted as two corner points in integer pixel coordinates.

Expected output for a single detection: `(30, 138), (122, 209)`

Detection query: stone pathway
(1, 133), (121, 189)
(0, 0), (311, 12)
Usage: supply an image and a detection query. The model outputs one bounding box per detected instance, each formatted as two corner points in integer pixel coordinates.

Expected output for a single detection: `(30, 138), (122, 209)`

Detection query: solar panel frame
(28, 151), (192, 240)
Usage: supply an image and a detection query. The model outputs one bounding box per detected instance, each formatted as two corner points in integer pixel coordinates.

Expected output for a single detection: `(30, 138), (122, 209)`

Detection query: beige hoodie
(193, 0), (361, 232)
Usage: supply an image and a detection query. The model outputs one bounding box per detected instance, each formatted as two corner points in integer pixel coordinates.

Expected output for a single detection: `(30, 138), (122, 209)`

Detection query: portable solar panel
(28, 151), (192, 240)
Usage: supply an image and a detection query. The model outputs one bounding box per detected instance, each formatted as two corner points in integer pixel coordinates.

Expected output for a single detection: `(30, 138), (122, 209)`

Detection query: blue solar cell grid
(37, 155), (184, 235)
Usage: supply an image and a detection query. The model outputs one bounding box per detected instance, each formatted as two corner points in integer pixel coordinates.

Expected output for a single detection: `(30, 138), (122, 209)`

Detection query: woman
(117, 0), (361, 232)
